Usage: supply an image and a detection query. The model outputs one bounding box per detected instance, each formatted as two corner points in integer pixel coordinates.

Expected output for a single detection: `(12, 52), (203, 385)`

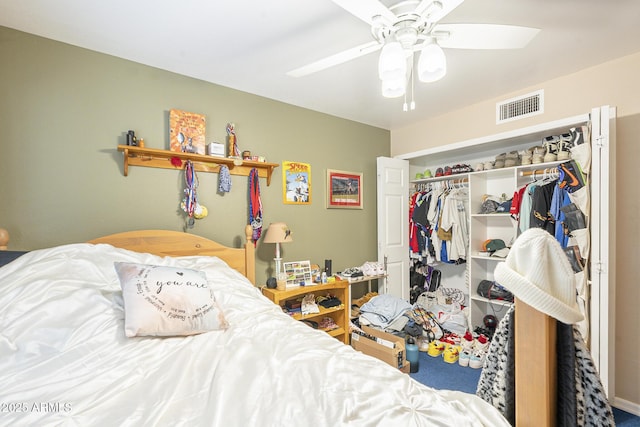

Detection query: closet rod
(415, 177), (469, 184)
(520, 167), (558, 177)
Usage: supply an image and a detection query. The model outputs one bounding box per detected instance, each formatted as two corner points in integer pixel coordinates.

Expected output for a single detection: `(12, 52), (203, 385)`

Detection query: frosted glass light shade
(418, 42), (446, 82)
(381, 78), (405, 98)
(378, 41), (406, 81)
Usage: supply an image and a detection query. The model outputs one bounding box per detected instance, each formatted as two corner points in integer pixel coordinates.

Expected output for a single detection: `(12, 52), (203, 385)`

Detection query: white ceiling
(2, 0), (640, 131)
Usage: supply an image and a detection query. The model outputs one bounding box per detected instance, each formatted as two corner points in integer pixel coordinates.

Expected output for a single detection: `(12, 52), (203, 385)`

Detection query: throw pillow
(114, 262), (228, 337)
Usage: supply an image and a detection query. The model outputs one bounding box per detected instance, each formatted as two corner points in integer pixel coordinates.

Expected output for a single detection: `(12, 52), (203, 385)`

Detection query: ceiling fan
(287, 0), (539, 101)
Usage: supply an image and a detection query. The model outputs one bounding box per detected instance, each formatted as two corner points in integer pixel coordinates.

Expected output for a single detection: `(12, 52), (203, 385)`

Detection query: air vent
(496, 90), (544, 124)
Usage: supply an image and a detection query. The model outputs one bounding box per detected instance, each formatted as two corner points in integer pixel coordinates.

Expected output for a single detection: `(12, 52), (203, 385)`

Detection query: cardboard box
(351, 325), (407, 372)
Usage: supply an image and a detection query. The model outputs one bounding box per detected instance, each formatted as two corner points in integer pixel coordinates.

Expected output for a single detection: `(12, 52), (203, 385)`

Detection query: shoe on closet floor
(458, 331), (474, 367)
(427, 340), (446, 357)
(443, 344), (461, 364)
(469, 334), (490, 369)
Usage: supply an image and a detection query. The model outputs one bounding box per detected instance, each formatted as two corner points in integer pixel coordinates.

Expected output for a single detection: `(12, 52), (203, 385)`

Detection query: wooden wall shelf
(117, 145), (279, 185)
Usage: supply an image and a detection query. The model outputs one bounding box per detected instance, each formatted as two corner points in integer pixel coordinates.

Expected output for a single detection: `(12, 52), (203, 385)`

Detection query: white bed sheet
(0, 243), (509, 426)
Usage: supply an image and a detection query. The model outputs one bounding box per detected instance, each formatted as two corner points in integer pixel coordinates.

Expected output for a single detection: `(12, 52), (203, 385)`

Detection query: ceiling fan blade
(287, 41), (382, 77)
(331, 0), (395, 25)
(415, 0), (464, 24)
(434, 24), (540, 49)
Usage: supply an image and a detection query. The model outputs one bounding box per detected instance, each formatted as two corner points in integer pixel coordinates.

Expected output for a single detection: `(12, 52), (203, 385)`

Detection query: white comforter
(0, 244), (509, 426)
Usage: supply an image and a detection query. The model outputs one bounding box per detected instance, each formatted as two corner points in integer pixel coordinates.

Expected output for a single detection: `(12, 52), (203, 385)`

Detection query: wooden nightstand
(261, 280), (350, 344)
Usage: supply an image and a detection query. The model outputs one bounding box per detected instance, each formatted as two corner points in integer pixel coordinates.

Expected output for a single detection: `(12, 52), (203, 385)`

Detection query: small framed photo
(283, 260), (313, 288)
(326, 169), (363, 209)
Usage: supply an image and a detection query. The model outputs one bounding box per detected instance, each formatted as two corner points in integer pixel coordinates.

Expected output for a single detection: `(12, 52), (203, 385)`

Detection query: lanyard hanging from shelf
(249, 168), (262, 246)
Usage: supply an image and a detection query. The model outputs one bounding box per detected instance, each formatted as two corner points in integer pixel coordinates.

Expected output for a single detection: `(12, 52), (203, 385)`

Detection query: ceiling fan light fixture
(378, 41), (406, 81)
(418, 41), (447, 83)
(381, 77), (405, 98)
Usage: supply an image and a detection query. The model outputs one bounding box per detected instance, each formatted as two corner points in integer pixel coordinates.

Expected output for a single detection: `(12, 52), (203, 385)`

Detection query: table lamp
(263, 222), (293, 276)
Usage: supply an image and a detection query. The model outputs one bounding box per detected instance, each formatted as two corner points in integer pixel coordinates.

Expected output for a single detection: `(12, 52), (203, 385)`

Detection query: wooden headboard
(88, 226), (256, 284)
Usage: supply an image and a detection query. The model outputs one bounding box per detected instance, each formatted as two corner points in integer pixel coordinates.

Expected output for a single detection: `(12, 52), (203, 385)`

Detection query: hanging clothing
(530, 180), (556, 234)
(476, 306), (615, 427)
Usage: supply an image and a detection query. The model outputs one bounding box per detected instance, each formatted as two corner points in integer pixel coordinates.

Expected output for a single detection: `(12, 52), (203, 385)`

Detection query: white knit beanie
(494, 228), (584, 324)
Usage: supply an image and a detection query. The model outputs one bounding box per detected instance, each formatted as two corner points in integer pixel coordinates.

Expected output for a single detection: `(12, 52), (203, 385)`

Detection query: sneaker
(440, 332), (461, 347)
(557, 133), (572, 161)
(531, 145), (545, 164)
(427, 340), (445, 357)
(417, 335), (430, 352)
(569, 126), (587, 146)
(458, 331), (474, 367)
(521, 150), (532, 165)
(469, 349), (486, 369)
(415, 172), (424, 180)
(557, 160), (585, 193)
(494, 159), (505, 169)
(444, 166), (453, 176)
(360, 262), (377, 276)
(475, 163), (484, 171)
(443, 344), (460, 364)
(435, 167), (444, 177)
(483, 161), (494, 170)
(543, 135), (559, 162)
(423, 169), (433, 178)
(469, 334), (490, 369)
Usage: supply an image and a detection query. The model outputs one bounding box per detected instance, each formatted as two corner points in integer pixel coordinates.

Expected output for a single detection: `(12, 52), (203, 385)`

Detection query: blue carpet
(409, 350), (481, 394)
(409, 350), (640, 425)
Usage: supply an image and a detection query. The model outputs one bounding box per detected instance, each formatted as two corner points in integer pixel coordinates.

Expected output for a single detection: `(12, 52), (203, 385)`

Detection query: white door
(590, 105), (615, 397)
(376, 157), (410, 300)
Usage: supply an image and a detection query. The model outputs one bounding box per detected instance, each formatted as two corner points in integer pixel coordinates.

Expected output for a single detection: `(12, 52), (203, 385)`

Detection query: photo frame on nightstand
(283, 260), (313, 287)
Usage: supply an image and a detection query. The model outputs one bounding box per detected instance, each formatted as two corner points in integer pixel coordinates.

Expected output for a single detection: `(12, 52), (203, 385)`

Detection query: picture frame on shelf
(326, 169), (363, 209)
(283, 260), (313, 288)
(282, 161), (311, 205)
(169, 109), (206, 154)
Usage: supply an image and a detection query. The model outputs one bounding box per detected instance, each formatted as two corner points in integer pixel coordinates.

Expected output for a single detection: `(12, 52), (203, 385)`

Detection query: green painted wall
(0, 26), (390, 287)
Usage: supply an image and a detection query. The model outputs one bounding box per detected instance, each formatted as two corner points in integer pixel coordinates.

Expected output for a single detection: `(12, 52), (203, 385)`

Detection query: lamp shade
(378, 41), (406, 81)
(418, 42), (446, 83)
(263, 222), (293, 244)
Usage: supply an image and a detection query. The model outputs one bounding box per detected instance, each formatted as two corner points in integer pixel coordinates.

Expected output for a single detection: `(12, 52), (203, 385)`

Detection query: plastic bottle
(406, 336), (419, 373)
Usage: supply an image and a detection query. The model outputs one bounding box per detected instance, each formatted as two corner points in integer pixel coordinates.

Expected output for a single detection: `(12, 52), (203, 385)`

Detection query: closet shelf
(117, 145), (279, 185)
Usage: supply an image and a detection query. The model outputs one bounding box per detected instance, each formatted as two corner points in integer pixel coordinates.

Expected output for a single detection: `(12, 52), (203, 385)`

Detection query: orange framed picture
(169, 109), (206, 154)
(282, 161), (311, 205)
(326, 169), (363, 209)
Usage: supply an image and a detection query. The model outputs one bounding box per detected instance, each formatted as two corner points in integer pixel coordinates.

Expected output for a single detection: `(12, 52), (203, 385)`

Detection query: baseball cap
(483, 239), (506, 252)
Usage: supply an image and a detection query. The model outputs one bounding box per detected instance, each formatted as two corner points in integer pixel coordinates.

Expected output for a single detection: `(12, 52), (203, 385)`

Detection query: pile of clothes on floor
(350, 287), (494, 369)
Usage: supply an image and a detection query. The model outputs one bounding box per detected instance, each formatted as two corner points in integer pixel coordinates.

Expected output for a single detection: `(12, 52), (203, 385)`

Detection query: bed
(0, 227), (510, 426)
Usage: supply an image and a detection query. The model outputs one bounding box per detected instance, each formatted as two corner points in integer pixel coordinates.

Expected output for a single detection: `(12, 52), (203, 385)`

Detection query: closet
(376, 105), (615, 396)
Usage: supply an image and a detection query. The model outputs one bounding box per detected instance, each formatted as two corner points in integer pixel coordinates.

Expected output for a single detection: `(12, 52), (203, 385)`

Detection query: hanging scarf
(248, 168), (262, 246)
(218, 165), (232, 193)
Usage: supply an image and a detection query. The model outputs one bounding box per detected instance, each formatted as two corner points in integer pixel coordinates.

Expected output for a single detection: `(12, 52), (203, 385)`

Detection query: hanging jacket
(476, 306), (615, 426)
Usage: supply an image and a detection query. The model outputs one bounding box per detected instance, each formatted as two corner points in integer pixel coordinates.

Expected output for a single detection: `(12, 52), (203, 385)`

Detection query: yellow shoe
(427, 340), (445, 357)
(443, 344), (461, 364)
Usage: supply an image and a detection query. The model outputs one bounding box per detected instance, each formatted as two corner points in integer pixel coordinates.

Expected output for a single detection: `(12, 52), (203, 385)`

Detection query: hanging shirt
(518, 183), (537, 233)
(530, 181), (556, 234)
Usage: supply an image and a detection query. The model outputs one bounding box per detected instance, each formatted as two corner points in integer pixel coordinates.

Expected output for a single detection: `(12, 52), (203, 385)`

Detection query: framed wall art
(282, 161), (311, 205)
(326, 169), (363, 209)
